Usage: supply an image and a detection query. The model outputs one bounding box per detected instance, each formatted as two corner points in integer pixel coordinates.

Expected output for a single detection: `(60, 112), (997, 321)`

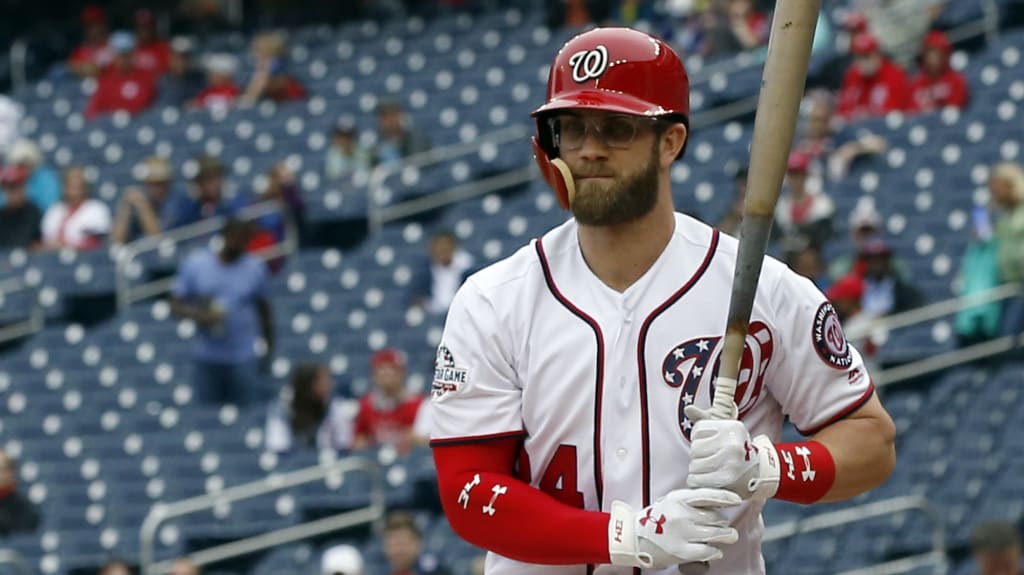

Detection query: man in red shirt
(86, 32), (157, 120)
(836, 33), (910, 121)
(353, 348), (429, 452)
(68, 5), (112, 77)
(132, 10), (171, 77)
(908, 31), (969, 113)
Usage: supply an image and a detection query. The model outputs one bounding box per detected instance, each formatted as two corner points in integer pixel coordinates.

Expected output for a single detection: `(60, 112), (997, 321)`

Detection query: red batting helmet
(530, 27), (691, 208)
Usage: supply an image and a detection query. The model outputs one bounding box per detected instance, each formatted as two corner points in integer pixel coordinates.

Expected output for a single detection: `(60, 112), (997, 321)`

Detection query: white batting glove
(608, 488), (741, 569)
(684, 404), (781, 501)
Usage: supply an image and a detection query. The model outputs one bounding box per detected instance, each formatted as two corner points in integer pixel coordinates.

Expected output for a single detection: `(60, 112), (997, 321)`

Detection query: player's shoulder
(674, 212), (793, 289)
(462, 217), (574, 296)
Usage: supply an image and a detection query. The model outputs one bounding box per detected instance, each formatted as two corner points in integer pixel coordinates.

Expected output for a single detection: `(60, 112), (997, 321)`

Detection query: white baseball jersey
(431, 212), (874, 575)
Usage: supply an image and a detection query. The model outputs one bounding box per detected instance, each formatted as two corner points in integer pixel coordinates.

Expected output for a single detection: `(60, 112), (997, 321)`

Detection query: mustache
(572, 165), (616, 178)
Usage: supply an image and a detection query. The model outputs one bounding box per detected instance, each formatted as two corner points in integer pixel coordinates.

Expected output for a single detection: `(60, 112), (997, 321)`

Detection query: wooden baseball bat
(680, 1), (820, 572)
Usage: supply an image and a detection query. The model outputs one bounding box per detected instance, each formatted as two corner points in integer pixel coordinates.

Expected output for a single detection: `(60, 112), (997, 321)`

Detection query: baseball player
(429, 27), (896, 575)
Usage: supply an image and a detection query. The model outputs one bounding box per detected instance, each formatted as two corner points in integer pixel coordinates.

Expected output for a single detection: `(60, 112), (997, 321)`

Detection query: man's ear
(660, 123), (688, 168)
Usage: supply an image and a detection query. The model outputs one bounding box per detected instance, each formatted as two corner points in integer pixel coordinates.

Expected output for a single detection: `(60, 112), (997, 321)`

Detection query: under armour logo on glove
(640, 509), (667, 534)
(744, 441), (758, 461)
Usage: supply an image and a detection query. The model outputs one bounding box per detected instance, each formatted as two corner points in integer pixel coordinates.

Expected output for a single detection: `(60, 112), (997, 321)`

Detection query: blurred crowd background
(0, 0), (1023, 575)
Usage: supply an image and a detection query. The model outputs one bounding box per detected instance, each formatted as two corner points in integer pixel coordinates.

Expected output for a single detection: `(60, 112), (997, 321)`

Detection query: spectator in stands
(159, 38), (206, 107)
(256, 162), (306, 241)
(41, 167), (111, 251)
(2, 139), (62, 211)
(859, 238), (921, 317)
(0, 447), (39, 536)
(373, 100), (432, 167)
(827, 202), (911, 282)
(544, 0), (615, 29)
(836, 33), (910, 121)
(325, 116), (372, 181)
(908, 30), (968, 113)
(991, 162), (1024, 337)
(954, 204), (1002, 347)
(166, 155), (235, 229)
(132, 10), (172, 77)
(68, 5), (113, 77)
(353, 348), (430, 453)
(826, 274), (877, 363)
(171, 219), (275, 406)
(0, 166), (42, 249)
(716, 165), (747, 237)
(169, 558), (200, 575)
(241, 32), (307, 105)
(322, 543), (364, 575)
(0, 95), (22, 157)
(190, 54), (241, 112)
(971, 520), (1022, 575)
(111, 156), (179, 245)
(412, 230), (474, 315)
(774, 150), (834, 249)
(724, 0), (770, 51)
(176, 0), (232, 39)
(85, 32), (158, 120)
(993, 162), (1024, 282)
(266, 363), (355, 452)
(98, 560), (135, 575)
(796, 91), (888, 182)
(382, 512), (450, 575)
(786, 241), (830, 291)
(850, 0), (946, 69)
(611, 0), (659, 27)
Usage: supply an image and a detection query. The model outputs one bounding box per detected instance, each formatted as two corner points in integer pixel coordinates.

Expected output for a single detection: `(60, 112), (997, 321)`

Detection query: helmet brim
(530, 89), (681, 119)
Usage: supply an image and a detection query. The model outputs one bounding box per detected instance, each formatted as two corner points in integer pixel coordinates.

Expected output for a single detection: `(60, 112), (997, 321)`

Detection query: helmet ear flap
(531, 136), (575, 210)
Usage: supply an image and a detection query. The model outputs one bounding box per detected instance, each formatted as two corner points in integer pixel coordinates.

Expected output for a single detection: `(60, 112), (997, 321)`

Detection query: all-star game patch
(812, 302), (853, 370)
(432, 344), (468, 402)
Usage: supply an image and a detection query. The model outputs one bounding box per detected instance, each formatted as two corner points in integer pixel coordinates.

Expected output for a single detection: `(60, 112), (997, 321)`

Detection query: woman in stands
(265, 363), (356, 453)
(40, 166), (112, 251)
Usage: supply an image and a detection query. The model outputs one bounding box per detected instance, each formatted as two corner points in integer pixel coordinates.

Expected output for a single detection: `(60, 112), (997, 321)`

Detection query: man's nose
(576, 126), (609, 160)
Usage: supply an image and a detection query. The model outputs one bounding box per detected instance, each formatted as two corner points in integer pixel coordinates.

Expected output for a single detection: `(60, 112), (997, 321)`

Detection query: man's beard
(570, 146), (660, 227)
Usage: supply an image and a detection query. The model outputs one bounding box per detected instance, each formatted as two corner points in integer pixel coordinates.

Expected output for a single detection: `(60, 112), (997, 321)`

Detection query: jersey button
(616, 448), (627, 459)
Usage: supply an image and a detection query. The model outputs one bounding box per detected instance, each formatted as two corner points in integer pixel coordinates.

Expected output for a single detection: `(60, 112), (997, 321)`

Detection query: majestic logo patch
(812, 302), (852, 369)
(432, 344), (468, 401)
(568, 45), (609, 83)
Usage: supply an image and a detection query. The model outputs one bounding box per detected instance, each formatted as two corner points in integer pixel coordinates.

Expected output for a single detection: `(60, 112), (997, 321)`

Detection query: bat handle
(677, 377), (739, 575)
(709, 377), (739, 421)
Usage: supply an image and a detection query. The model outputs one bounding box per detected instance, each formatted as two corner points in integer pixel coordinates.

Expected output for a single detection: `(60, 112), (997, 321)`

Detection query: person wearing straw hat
(111, 156), (180, 245)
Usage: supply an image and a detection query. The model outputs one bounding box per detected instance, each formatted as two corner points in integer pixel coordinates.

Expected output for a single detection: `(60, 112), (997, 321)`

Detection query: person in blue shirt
(171, 218), (276, 406)
(1, 139), (61, 212)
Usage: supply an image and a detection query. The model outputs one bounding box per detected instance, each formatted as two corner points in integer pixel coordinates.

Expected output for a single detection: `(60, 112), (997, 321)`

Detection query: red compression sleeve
(432, 438), (610, 565)
(773, 440), (836, 504)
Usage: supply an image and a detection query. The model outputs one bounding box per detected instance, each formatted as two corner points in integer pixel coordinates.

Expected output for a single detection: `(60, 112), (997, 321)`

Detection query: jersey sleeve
(430, 278), (524, 445)
(765, 268), (875, 436)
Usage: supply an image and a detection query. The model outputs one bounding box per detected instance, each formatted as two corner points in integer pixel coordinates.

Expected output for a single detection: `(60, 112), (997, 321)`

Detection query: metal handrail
(140, 456), (385, 575)
(846, 282), (1023, 341)
(0, 549), (31, 575)
(764, 495), (947, 575)
(9, 40), (27, 94)
(115, 200), (298, 311)
(0, 273), (45, 345)
(366, 124), (529, 232)
(877, 331), (1024, 387)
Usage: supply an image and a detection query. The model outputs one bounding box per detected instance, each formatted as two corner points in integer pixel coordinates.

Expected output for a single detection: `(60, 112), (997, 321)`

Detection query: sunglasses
(548, 114), (661, 151)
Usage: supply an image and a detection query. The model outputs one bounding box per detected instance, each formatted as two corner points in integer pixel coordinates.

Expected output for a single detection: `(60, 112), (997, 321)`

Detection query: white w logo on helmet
(568, 45), (609, 83)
